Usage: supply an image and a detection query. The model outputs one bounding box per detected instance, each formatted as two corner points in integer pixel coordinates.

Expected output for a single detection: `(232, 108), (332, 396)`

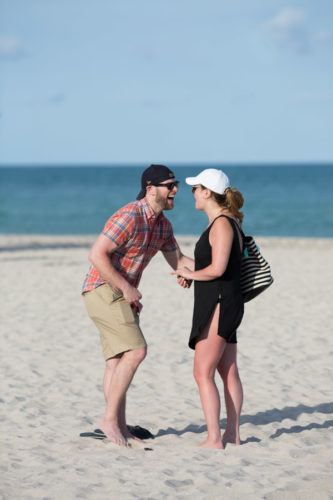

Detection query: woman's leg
(217, 343), (243, 445)
(193, 304), (227, 449)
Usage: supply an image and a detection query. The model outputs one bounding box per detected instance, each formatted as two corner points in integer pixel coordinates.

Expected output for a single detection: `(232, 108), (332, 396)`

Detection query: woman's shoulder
(210, 215), (243, 251)
(209, 215), (234, 239)
(210, 214), (235, 230)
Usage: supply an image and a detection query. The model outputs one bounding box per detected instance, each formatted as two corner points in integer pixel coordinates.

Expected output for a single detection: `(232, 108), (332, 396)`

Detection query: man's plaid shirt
(82, 198), (179, 294)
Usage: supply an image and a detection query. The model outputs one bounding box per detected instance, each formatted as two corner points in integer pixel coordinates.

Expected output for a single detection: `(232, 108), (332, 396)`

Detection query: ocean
(0, 164), (332, 237)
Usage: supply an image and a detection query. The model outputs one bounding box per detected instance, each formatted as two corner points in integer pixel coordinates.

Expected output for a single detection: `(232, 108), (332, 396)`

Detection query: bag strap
(210, 214), (239, 227)
(210, 214), (244, 254)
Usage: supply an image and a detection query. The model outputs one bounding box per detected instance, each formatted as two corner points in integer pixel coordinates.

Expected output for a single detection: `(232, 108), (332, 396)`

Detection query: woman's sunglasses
(191, 185), (200, 193)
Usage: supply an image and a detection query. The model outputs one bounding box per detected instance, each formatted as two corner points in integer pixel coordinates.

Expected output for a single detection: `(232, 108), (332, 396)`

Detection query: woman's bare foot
(199, 437), (224, 450)
(222, 432), (241, 445)
(99, 418), (127, 446)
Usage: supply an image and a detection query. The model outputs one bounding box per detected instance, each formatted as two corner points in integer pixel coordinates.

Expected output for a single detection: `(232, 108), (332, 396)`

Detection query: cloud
(0, 35), (25, 60)
(264, 8), (309, 52)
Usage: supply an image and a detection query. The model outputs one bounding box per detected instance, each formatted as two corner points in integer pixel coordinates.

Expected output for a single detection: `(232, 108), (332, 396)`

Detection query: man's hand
(122, 283), (142, 304)
(177, 276), (192, 288)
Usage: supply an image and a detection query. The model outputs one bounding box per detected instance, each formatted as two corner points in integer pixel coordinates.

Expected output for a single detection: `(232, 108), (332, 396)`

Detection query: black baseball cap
(136, 164), (177, 200)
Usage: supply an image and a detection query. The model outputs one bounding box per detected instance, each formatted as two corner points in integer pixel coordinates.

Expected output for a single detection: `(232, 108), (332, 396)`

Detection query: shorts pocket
(117, 297), (136, 324)
(97, 284), (123, 304)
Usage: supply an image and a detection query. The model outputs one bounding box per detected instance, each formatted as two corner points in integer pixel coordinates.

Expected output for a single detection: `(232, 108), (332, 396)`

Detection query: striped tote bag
(240, 234), (274, 303)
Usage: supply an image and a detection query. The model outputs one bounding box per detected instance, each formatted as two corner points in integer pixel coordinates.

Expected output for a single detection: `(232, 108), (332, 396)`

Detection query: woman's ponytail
(225, 188), (244, 224)
(210, 187), (244, 225)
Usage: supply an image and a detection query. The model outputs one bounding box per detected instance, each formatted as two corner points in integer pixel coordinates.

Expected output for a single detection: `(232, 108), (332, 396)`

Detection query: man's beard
(155, 192), (173, 211)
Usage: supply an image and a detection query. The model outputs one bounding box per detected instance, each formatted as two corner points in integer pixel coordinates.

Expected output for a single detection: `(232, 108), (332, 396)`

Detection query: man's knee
(125, 346), (147, 367)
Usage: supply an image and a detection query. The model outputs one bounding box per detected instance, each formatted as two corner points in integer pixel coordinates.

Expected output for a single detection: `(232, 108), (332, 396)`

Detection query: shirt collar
(139, 198), (163, 220)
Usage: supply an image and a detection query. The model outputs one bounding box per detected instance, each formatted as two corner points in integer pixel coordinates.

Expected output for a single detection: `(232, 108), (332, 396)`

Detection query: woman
(172, 168), (245, 449)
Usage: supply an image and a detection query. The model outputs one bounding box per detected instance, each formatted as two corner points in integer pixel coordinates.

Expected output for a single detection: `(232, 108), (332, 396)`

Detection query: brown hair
(206, 186), (244, 225)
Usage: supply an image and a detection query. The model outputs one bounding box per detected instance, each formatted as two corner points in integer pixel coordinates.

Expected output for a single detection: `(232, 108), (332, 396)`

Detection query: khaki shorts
(83, 284), (146, 360)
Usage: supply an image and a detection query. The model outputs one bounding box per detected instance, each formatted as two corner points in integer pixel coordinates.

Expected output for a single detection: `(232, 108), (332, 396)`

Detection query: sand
(1, 234), (332, 499)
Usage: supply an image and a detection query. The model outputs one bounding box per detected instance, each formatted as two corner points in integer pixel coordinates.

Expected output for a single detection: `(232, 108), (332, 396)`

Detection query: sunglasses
(191, 185), (200, 193)
(153, 181), (179, 190)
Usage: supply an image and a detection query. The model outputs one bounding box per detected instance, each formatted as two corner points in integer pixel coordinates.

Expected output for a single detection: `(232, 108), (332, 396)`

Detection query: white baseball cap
(185, 168), (230, 195)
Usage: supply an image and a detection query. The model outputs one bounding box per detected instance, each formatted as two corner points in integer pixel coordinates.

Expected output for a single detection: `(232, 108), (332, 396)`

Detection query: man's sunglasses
(153, 181), (179, 190)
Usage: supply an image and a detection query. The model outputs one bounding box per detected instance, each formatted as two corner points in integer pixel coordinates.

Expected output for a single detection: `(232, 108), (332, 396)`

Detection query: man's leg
(103, 355), (122, 401)
(83, 286), (147, 445)
(103, 355), (127, 437)
(103, 357), (140, 440)
(99, 346), (146, 445)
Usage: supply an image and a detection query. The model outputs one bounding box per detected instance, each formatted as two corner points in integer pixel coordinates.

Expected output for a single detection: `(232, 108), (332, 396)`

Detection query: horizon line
(1, 161), (333, 168)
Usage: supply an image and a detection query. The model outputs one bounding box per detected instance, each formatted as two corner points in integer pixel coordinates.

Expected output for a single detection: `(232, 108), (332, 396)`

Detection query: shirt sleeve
(102, 208), (136, 248)
(160, 220), (180, 253)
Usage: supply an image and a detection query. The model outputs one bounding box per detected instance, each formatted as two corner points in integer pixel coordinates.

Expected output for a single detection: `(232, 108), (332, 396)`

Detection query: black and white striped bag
(240, 234), (274, 303)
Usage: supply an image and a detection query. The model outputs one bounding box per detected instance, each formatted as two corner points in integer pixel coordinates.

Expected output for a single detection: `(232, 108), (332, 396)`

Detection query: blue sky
(1, 0), (332, 165)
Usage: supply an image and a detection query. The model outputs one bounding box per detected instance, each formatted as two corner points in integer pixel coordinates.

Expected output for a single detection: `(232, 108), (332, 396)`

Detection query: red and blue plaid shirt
(82, 198), (179, 294)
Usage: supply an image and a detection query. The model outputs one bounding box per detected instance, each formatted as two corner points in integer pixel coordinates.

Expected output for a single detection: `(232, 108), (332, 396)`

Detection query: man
(82, 164), (193, 446)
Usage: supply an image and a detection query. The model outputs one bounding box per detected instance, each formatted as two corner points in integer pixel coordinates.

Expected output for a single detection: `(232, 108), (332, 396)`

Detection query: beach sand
(1, 235), (332, 499)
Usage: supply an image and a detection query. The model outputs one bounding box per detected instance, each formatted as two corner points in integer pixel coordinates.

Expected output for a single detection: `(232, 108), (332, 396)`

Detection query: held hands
(171, 266), (193, 280)
(177, 276), (192, 289)
(171, 266), (194, 287)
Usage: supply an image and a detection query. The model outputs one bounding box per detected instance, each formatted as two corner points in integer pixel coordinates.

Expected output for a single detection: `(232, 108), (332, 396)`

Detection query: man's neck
(145, 196), (163, 216)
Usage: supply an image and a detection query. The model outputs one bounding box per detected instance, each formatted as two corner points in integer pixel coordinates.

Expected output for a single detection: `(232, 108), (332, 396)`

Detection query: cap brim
(185, 176), (199, 186)
(136, 189), (146, 200)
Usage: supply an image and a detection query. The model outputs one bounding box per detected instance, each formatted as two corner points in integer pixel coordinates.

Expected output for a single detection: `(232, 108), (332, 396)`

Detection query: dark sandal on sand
(79, 426), (154, 440)
(127, 425), (154, 440)
(79, 428), (106, 439)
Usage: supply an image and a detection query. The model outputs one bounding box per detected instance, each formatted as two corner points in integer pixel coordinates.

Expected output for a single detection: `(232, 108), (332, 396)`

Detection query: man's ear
(145, 185), (154, 197)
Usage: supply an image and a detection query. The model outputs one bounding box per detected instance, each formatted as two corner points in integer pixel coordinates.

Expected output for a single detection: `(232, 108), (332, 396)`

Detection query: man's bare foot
(199, 437), (224, 450)
(121, 427), (146, 444)
(222, 432), (241, 445)
(99, 419), (127, 446)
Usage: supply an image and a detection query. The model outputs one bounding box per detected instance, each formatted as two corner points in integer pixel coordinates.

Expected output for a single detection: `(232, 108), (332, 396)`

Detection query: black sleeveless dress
(189, 215), (244, 350)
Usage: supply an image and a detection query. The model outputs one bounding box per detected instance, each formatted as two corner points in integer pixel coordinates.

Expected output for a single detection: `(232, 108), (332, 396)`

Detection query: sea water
(0, 164), (332, 237)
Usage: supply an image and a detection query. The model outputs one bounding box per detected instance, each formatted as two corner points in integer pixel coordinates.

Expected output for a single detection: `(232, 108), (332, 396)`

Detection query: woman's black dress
(189, 215), (244, 350)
